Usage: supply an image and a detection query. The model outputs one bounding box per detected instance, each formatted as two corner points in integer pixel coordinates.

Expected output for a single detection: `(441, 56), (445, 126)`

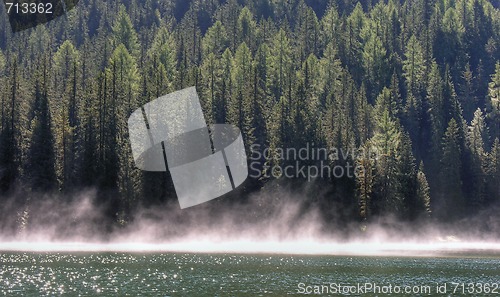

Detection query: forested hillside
(0, 0), (499, 231)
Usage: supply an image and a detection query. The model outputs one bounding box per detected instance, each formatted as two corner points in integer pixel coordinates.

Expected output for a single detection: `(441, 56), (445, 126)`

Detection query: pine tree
(438, 119), (465, 220)
(373, 87), (401, 122)
(426, 62), (445, 156)
(28, 74), (56, 192)
(220, 0), (241, 53)
(466, 108), (489, 211)
(107, 44), (140, 116)
(362, 22), (388, 98)
(52, 41), (80, 191)
(443, 66), (463, 128)
(403, 91), (422, 151)
(230, 42), (254, 146)
(295, 54), (321, 144)
(267, 29), (294, 149)
(399, 132), (419, 218)
(385, 0), (402, 56)
(0, 57), (20, 194)
(267, 29), (293, 103)
(322, 68), (356, 155)
(178, 4), (203, 75)
(459, 62), (477, 121)
(468, 108), (489, 157)
(356, 141), (375, 220)
(252, 44), (270, 151)
(146, 27), (177, 99)
(416, 162), (432, 217)
(488, 61), (500, 140)
(343, 3), (365, 81)
(200, 53), (219, 124)
(389, 72), (403, 120)
(238, 7), (258, 53)
(371, 110), (404, 215)
(318, 42), (342, 106)
(403, 35), (426, 96)
(297, 5), (320, 61)
(321, 6), (341, 48)
(202, 20), (229, 58)
(355, 83), (372, 145)
(105, 44), (141, 219)
(112, 5), (140, 56)
(486, 138), (500, 205)
(142, 27), (177, 208)
(218, 49), (233, 124)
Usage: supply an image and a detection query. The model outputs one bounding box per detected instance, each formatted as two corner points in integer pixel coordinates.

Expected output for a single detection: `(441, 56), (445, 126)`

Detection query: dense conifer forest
(0, 0), (499, 233)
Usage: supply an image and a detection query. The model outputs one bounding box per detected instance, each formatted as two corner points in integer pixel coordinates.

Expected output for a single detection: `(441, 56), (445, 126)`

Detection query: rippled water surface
(0, 252), (499, 296)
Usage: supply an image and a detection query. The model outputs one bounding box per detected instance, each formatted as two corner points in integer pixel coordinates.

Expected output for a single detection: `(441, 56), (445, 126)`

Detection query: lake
(0, 251), (499, 296)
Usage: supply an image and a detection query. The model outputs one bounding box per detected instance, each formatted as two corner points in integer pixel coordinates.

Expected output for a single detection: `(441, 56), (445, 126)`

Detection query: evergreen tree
(296, 5), (320, 60)
(442, 65), (463, 128)
(0, 58), (20, 195)
(295, 54), (321, 144)
(28, 74), (57, 192)
(459, 62), (477, 121)
(343, 3), (365, 81)
(105, 44), (141, 219)
(318, 42), (342, 106)
(356, 141), (375, 220)
(399, 132), (419, 218)
(202, 21), (229, 58)
(200, 52), (219, 124)
(403, 35), (426, 96)
(486, 138), (500, 205)
(466, 108), (489, 211)
(488, 61), (500, 139)
(230, 42), (254, 146)
(112, 5), (140, 56)
(52, 41), (80, 191)
(355, 84), (372, 145)
(238, 7), (258, 53)
(321, 6), (341, 48)
(219, 0), (241, 53)
(403, 91), (422, 151)
(146, 27), (177, 99)
(438, 119), (465, 220)
(252, 44), (270, 149)
(373, 86), (401, 122)
(426, 62), (445, 157)
(267, 29), (293, 103)
(371, 110), (404, 215)
(362, 22), (388, 99)
(218, 49), (234, 124)
(468, 108), (489, 157)
(415, 162), (432, 217)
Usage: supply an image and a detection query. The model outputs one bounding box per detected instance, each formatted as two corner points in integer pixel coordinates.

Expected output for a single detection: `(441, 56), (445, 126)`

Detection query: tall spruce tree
(112, 5), (140, 56)
(438, 119), (465, 220)
(52, 41), (80, 191)
(403, 35), (426, 96)
(488, 61), (500, 139)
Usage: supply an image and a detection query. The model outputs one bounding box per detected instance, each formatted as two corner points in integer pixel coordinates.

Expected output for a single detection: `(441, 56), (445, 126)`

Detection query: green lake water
(0, 252), (499, 296)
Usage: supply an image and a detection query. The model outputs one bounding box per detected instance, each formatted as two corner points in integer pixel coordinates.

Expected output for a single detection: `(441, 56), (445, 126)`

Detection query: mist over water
(1, 185), (500, 256)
